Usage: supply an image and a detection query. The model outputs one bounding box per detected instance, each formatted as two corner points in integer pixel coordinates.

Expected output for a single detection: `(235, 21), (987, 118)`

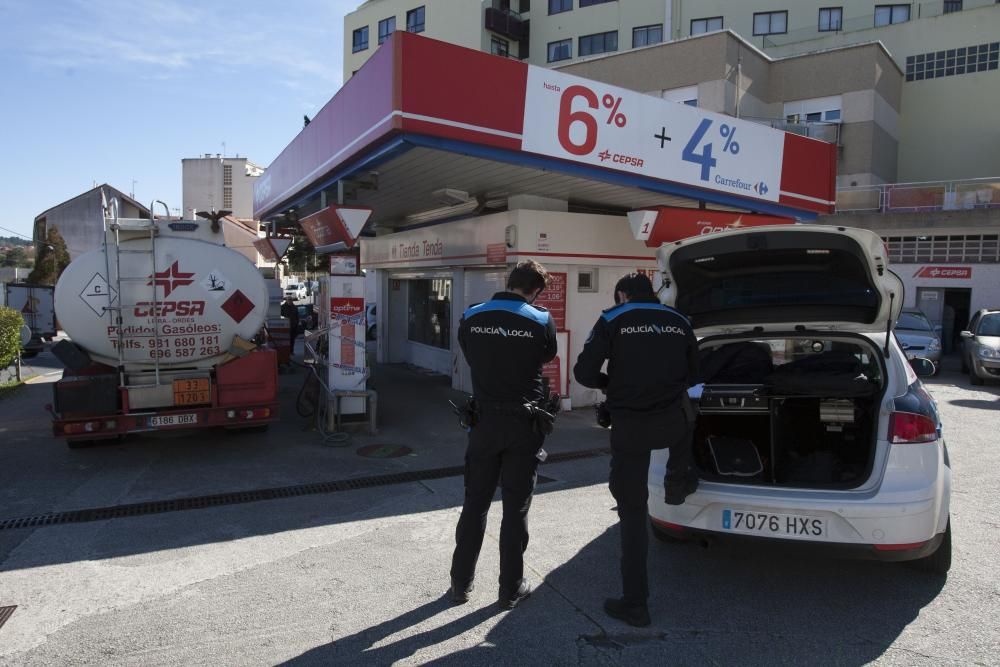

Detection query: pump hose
(294, 359), (351, 446)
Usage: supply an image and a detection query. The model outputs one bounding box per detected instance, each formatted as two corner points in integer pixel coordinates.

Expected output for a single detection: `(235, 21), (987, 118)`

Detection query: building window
(223, 187), (232, 209)
(579, 30), (618, 57)
(406, 6), (425, 33)
(378, 16), (395, 44)
(547, 38), (572, 62)
(491, 36), (510, 57)
(874, 4), (910, 27)
(661, 85), (698, 106)
(885, 235), (1000, 264)
(905, 41), (999, 81)
(352, 26), (369, 53)
(943, 0), (962, 12)
(690, 16), (723, 35)
(548, 0), (571, 14)
(784, 95), (843, 123)
(818, 7), (843, 31)
(222, 164), (233, 186)
(580, 0), (615, 6)
(753, 10), (788, 36)
(632, 24), (663, 48)
(408, 279), (451, 349)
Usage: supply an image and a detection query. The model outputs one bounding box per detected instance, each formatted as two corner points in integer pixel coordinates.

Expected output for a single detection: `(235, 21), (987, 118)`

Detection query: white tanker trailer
(49, 203), (278, 447)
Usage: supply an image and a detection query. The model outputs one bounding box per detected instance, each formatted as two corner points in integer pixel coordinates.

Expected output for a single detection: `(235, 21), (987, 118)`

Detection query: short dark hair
(614, 272), (655, 300)
(507, 259), (550, 293)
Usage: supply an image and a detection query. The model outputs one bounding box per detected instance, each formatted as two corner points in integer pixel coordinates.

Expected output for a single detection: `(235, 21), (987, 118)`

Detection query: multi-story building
(181, 155), (265, 220)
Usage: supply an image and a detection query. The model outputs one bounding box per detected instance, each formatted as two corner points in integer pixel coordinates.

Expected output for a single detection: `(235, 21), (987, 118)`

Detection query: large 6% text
(557, 85), (628, 156)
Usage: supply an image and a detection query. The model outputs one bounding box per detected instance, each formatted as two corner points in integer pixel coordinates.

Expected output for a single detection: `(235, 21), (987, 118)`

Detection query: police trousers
(608, 404), (692, 605)
(450, 411), (543, 597)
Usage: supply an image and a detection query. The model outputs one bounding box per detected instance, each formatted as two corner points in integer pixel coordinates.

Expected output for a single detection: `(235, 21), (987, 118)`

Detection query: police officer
(450, 260), (558, 609)
(574, 272), (698, 627)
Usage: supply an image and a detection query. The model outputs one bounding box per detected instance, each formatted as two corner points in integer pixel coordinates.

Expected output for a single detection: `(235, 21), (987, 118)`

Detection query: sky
(0, 0), (358, 240)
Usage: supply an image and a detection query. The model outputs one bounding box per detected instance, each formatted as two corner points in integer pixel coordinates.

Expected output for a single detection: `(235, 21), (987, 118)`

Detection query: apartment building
(181, 155), (265, 220)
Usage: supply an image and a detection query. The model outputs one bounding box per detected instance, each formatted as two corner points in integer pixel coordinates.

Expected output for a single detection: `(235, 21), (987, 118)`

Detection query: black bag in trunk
(766, 351), (877, 397)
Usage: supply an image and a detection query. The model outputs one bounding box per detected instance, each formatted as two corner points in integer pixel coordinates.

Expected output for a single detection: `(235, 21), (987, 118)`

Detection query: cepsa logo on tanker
(523, 68), (783, 203)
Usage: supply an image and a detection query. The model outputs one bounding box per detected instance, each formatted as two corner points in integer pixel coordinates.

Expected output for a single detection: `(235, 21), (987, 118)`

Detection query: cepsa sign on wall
(522, 68), (784, 204)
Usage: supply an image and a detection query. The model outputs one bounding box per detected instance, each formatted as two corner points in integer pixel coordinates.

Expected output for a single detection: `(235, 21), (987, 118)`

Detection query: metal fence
(836, 178), (1000, 213)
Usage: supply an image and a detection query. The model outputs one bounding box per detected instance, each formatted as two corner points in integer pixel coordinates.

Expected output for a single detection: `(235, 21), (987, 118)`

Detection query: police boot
(449, 579), (474, 604)
(603, 598), (651, 627)
(498, 578), (532, 610)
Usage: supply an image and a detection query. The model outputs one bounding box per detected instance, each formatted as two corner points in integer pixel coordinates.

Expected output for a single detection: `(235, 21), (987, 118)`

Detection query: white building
(182, 155), (265, 220)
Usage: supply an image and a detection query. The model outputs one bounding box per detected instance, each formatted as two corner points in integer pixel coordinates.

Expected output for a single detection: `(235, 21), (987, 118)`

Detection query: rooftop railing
(836, 177), (1000, 213)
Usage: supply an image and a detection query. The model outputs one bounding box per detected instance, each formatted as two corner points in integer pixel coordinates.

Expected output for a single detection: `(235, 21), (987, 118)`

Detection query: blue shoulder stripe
(464, 300), (551, 326)
(601, 302), (691, 325)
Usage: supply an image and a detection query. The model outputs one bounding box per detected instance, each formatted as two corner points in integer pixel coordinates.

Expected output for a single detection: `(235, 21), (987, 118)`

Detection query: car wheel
(907, 519), (952, 575)
(970, 369), (985, 386)
(650, 518), (688, 543)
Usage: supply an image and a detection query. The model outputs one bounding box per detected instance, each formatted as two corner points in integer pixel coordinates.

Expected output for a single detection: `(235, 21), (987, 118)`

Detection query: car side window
(967, 312), (980, 333)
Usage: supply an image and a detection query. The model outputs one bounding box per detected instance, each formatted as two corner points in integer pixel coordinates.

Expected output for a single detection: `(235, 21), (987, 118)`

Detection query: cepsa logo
(620, 324), (686, 336)
(598, 149), (644, 168)
(470, 326), (534, 338)
(134, 301), (206, 317)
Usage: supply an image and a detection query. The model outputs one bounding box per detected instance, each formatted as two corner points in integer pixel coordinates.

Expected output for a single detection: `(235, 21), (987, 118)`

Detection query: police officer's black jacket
(574, 297), (698, 412)
(459, 292), (558, 404)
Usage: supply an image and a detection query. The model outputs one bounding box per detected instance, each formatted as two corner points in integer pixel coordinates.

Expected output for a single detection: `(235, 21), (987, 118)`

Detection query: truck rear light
(889, 412), (937, 444)
(226, 410), (237, 419)
(64, 421), (102, 435)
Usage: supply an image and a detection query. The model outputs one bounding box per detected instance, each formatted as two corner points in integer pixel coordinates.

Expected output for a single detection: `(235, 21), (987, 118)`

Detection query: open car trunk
(692, 335), (886, 490)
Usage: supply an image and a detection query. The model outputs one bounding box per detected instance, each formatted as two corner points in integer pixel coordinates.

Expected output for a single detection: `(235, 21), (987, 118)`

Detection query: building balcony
(745, 117), (842, 145)
(836, 177), (1000, 213)
(485, 6), (526, 41)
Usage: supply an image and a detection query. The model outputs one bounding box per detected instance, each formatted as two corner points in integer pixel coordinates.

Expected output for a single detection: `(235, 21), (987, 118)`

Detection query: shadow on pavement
(284, 524), (946, 666)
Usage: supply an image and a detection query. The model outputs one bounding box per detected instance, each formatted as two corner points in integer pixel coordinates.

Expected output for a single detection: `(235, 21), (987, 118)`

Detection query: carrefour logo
(470, 325), (534, 338)
(620, 324), (686, 335)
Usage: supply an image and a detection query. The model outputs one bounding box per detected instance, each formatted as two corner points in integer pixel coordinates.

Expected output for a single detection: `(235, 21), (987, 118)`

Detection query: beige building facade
(182, 155), (264, 220)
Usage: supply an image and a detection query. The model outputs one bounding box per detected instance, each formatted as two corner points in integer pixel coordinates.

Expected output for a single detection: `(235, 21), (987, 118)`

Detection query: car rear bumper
(650, 516), (945, 562)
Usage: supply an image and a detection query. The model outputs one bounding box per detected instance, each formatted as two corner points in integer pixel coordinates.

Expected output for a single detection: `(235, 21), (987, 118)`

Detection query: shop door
(942, 288), (971, 354)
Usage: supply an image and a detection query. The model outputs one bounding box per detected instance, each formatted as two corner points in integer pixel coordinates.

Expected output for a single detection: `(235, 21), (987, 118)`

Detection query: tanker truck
(49, 201), (278, 447)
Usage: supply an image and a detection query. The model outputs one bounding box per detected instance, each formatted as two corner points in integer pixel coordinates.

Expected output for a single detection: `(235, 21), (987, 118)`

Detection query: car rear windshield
(671, 238), (880, 329)
(897, 312), (932, 331)
(977, 314), (1000, 336)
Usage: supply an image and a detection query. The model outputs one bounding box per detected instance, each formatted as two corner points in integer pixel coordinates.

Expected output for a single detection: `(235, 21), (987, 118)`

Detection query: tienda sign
(913, 266), (972, 279)
(628, 206), (793, 246)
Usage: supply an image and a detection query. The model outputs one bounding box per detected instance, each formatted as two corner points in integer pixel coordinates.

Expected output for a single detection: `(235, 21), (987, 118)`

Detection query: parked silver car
(961, 309), (1000, 385)
(895, 309), (942, 373)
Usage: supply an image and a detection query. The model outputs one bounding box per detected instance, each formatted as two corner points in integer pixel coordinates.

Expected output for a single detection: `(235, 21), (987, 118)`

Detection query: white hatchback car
(648, 225), (951, 574)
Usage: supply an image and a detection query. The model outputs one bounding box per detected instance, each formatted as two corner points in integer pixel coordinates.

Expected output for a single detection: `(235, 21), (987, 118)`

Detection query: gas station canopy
(255, 32), (837, 231)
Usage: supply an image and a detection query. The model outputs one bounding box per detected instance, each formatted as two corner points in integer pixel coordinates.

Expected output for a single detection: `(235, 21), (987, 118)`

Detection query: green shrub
(0, 306), (25, 368)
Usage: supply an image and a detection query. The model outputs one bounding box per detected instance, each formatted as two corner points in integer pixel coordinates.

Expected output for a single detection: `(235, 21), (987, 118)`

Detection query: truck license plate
(722, 509), (825, 538)
(149, 413), (198, 428)
(173, 378), (210, 406)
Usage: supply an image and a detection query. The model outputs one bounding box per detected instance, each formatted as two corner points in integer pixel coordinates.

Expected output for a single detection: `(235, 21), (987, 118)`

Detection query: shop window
(352, 26), (369, 53)
(491, 36), (510, 57)
(690, 16), (723, 35)
(753, 10), (788, 36)
(577, 268), (598, 292)
(818, 7), (842, 31)
(408, 279), (452, 349)
(943, 0), (962, 13)
(406, 6), (425, 33)
(875, 4), (910, 27)
(580, 0), (615, 6)
(579, 30), (618, 57)
(547, 38), (572, 62)
(378, 17), (396, 45)
(633, 24), (663, 48)
(548, 0), (571, 15)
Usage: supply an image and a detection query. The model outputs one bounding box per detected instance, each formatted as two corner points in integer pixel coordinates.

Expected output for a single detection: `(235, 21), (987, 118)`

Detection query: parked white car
(283, 282), (306, 301)
(648, 225), (951, 574)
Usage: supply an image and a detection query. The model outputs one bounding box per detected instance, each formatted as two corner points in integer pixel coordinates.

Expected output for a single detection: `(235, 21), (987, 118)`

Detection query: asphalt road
(0, 361), (997, 665)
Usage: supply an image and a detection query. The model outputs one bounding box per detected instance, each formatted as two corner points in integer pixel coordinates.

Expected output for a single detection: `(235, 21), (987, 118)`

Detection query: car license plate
(722, 509), (825, 538)
(173, 378), (210, 406)
(149, 413), (198, 428)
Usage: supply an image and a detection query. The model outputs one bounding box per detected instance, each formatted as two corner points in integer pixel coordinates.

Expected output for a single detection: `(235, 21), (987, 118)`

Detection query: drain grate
(0, 447), (608, 532)
(0, 606), (15, 632)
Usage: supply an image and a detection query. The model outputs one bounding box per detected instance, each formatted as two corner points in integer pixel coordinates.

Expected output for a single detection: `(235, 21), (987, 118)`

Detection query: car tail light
(889, 412), (937, 444)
